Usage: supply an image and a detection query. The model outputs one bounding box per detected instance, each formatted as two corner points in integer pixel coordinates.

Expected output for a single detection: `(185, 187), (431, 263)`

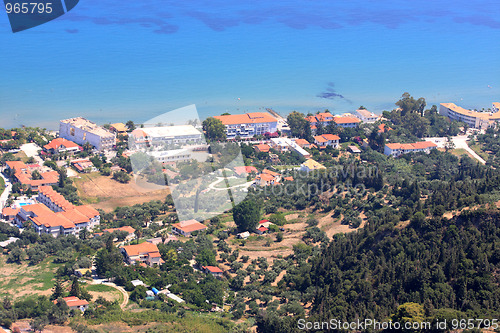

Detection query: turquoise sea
(1, 0), (500, 129)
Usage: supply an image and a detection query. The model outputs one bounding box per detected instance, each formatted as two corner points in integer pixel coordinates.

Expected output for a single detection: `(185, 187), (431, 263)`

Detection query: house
(103, 226), (136, 241)
(355, 109), (380, 123)
(255, 225), (268, 235)
(255, 169), (281, 186)
(294, 138), (311, 148)
(384, 141), (438, 157)
(71, 159), (96, 173)
(121, 242), (162, 267)
(54, 296), (89, 312)
(254, 144), (270, 153)
(300, 159), (326, 173)
(172, 219), (208, 236)
(313, 134), (340, 148)
(214, 112), (278, 139)
(74, 268), (92, 277)
(333, 116), (361, 128)
(268, 138), (310, 158)
(258, 219), (275, 228)
(202, 265), (224, 278)
(110, 123), (128, 135)
(348, 145), (361, 153)
(43, 138), (81, 155)
(6, 161), (59, 191)
(131, 279), (145, 287)
(237, 231), (250, 239)
(1, 207), (20, 221)
(59, 117), (116, 151)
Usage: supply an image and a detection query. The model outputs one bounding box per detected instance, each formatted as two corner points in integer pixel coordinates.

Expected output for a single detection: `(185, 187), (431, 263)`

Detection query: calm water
(1, 0), (499, 130)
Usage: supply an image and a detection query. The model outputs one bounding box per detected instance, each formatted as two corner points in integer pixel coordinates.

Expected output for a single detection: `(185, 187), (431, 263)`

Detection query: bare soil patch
(73, 173), (170, 212)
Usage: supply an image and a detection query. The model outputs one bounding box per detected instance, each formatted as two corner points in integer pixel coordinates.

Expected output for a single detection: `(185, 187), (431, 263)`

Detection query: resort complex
(439, 102), (500, 129)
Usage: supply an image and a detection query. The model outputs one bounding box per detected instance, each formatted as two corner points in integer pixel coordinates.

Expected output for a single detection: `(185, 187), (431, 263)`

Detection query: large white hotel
(214, 112), (278, 139)
(60, 117), (116, 151)
(439, 103), (500, 129)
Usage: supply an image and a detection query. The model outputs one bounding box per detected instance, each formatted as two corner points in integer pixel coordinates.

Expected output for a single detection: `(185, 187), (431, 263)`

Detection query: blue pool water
(19, 202), (32, 206)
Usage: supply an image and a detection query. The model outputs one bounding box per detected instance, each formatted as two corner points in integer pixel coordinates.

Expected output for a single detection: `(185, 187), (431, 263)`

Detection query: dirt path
(91, 280), (129, 309)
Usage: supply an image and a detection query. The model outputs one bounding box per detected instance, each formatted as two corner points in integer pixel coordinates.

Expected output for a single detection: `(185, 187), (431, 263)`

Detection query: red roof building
(43, 138), (81, 155)
(172, 219), (208, 237)
(121, 242), (162, 267)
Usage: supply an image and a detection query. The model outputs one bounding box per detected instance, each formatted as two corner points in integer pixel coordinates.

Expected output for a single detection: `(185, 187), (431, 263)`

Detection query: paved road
(425, 135), (486, 165)
(0, 172), (12, 209)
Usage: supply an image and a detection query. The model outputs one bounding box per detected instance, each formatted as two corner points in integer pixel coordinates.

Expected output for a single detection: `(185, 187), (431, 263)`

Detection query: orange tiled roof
(6, 161), (27, 171)
(305, 115), (318, 123)
(214, 112), (277, 125)
(334, 116), (361, 124)
(254, 144), (270, 152)
(294, 139), (310, 146)
(121, 242), (160, 257)
(257, 173), (276, 182)
(314, 135), (327, 143)
(386, 141), (437, 150)
(172, 220), (207, 233)
(2, 207), (20, 216)
(321, 134), (340, 141)
(43, 138), (80, 151)
(55, 296), (89, 307)
(203, 266), (223, 273)
(378, 123), (393, 133)
(39, 186), (74, 211)
(75, 205), (99, 218)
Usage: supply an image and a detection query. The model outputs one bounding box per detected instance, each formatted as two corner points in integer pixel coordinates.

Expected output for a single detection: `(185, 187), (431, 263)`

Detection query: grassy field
(450, 148), (475, 159)
(73, 172), (170, 212)
(0, 255), (60, 300)
(469, 144), (490, 161)
(85, 284), (124, 304)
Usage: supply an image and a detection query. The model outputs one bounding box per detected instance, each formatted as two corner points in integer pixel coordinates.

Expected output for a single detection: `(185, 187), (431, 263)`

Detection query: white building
(59, 117), (116, 151)
(355, 109), (380, 123)
(313, 134), (340, 148)
(214, 112), (278, 139)
(147, 149), (192, 164)
(269, 137), (310, 159)
(384, 141), (437, 157)
(439, 103), (500, 129)
(131, 125), (204, 148)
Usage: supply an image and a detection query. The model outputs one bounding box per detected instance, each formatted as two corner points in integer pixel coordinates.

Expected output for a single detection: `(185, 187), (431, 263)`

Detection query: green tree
(233, 199), (261, 232)
(196, 248), (217, 267)
(126, 120), (136, 131)
(69, 276), (81, 298)
(202, 117), (226, 141)
(51, 279), (64, 300)
(287, 111), (309, 139)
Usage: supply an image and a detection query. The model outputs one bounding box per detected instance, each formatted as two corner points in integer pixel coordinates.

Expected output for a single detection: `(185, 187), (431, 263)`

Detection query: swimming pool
(19, 202), (32, 206)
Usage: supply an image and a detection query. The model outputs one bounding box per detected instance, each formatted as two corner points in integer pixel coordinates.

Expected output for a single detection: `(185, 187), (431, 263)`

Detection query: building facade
(214, 112), (278, 139)
(60, 117), (116, 151)
(439, 103), (500, 129)
(384, 141), (437, 157)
